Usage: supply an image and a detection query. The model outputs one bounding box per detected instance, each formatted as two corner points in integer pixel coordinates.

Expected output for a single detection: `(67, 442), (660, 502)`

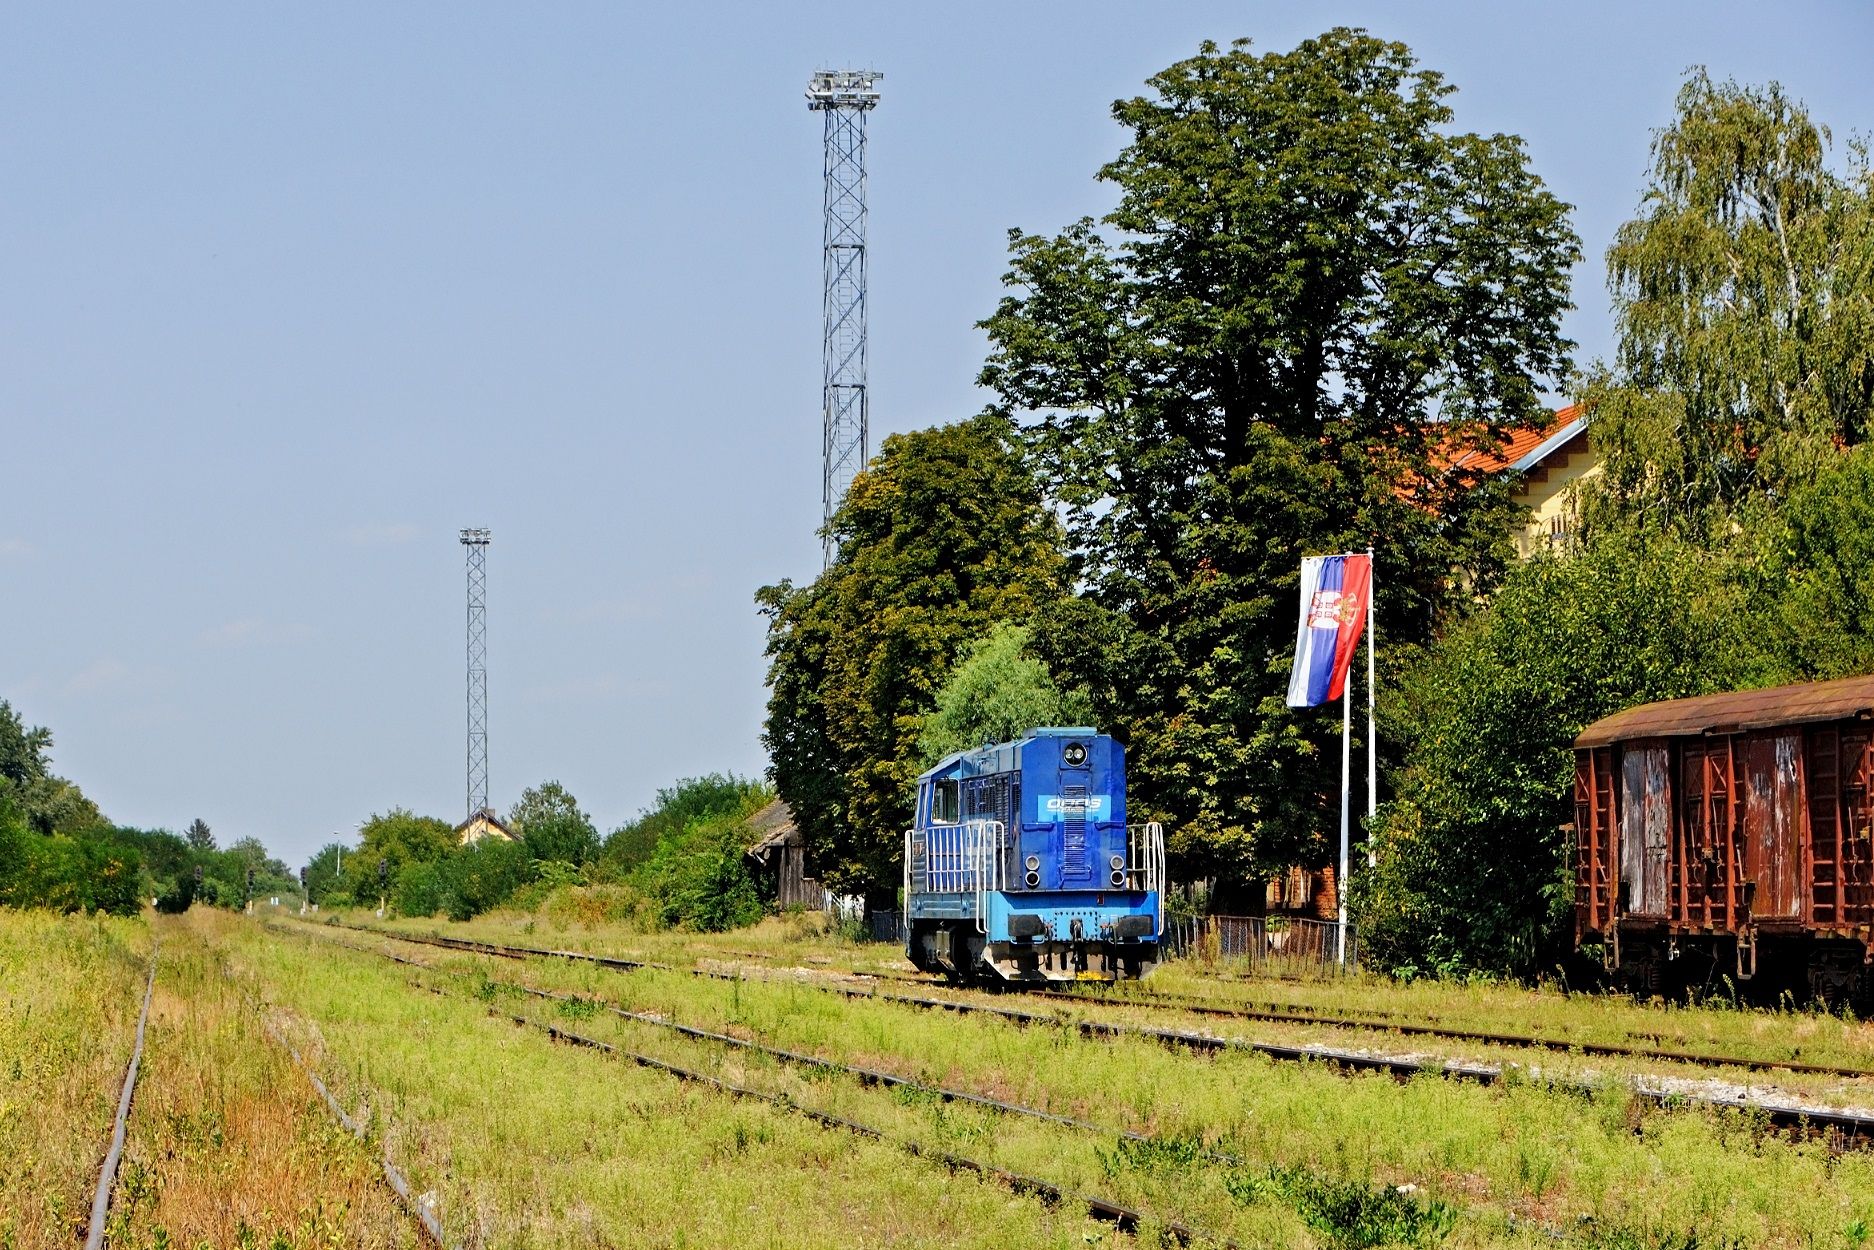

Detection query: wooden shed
(745, 800), (827, 910)
(1574, 675), (1874, 996)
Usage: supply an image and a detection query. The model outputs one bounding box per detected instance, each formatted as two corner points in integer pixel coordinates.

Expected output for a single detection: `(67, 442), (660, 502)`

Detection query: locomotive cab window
(930, 778), (960, 825)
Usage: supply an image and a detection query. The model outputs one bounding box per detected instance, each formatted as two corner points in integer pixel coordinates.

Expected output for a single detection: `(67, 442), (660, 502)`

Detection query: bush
(437, 838), (531, 921)
(393, 861), (444, 917)
(1357, 533), (1769, 977)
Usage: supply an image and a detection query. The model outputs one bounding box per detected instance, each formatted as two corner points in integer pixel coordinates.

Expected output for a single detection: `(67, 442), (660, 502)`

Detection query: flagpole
(1338, 659), (1351, 968)
(1366, 546), (1377, 867)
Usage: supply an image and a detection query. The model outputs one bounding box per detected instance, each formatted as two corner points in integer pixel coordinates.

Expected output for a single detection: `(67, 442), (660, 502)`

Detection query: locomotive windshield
(930, 777), (959, 824)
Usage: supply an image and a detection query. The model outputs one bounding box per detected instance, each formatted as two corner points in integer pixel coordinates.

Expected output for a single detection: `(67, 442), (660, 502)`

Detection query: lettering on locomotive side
(1040, 795), (1109, 816)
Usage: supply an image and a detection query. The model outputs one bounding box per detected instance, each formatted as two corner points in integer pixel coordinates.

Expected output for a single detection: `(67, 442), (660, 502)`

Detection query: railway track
(238, 980), (456, 1249)
(299, 919), (1874, 1147)
(83, 945), (157, 1250)
(850, 965), (1874, 1080)
(283, 927), (1223, 1244)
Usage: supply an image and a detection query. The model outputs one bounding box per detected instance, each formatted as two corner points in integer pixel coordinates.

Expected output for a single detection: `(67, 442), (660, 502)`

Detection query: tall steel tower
(807, 68), (881, 565)
(459, 528), (490, 818)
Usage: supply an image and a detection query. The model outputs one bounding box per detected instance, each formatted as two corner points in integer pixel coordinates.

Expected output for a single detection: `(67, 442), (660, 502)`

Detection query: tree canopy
(758, 414), (1069, 895)
(509, 780), (600, 867)
(979, 30), (1579, 882)
(917, 623), (1095, 766)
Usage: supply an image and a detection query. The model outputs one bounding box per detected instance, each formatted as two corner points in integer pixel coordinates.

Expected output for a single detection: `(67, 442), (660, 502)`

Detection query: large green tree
(979, 31), (1578, 883)
(759, 414), (1069, 896)
(1582, 70), (1874, 536)
(1358, 535), (1770, 976)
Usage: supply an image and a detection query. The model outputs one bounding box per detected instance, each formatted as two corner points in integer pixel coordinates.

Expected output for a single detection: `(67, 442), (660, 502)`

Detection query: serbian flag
(1285, 553), (1372, 708)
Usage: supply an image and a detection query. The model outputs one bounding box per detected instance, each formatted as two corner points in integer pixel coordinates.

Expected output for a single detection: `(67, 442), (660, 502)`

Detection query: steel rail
(286, 922), (1229, 1158)
(83, 945), (157, 1250)
(374, 959), (1220, 1244)
(1019, 987), (1874, 1080)
(304, 919), (1874, 1148)
(843, 965), (1874, 1082)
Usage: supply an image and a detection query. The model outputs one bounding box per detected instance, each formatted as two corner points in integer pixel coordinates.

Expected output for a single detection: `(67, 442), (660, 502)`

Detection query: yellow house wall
(1514, 444), (1601, 557)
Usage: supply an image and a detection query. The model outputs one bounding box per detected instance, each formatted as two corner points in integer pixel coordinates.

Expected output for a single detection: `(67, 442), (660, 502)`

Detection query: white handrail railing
(916, 820), (1005, 934)
(1127, 822), (1167, 936)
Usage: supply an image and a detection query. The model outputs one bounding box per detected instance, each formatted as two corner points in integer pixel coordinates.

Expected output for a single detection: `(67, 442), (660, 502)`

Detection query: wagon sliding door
(1618, 741), (1670, 917)
(1743, 733), (1804, 920)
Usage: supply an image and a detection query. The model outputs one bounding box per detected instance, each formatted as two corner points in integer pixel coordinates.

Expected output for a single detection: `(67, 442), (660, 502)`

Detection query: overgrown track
(278, 925), (1219, 1244)
(235, 978), (456, 1249)
(855, 966), (1874, 1081)
(292, 922), (1250, 1165)
(83, 946), (157, 1250)
(307, 920), (1874, 1148)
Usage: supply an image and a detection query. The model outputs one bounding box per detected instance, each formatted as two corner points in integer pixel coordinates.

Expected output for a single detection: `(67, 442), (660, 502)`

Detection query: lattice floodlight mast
(807, 68), (881, 566)
(459, 528), (491, 820)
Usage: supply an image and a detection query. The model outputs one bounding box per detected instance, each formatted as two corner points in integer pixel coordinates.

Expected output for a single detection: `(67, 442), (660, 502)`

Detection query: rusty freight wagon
(1574, 675), (1874, 1004)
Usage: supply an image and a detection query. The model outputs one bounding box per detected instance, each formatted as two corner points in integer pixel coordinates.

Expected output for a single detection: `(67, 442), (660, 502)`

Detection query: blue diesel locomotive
(904, 727), (1165, 982)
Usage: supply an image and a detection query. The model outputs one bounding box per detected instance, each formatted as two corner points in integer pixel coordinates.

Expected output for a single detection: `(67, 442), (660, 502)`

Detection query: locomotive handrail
(1127, 822), (1167, 936)
(917, 819), (1006, 933)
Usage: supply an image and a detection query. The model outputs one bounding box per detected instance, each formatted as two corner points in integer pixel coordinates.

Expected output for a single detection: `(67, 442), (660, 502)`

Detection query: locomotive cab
(904, 727), (1165, 983)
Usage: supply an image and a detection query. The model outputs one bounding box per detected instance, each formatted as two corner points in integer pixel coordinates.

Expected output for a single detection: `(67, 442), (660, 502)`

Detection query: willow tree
(1583, 70), (1874, 535)
(979, 31), (1578, 884)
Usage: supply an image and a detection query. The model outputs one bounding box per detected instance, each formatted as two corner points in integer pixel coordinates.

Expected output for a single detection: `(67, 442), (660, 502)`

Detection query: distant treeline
(317, 774), (774, 931)
(1, 701), (299, 916)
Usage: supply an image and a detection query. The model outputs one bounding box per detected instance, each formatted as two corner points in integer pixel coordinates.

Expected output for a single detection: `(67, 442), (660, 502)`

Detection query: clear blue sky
(3, 2), (1869, 867)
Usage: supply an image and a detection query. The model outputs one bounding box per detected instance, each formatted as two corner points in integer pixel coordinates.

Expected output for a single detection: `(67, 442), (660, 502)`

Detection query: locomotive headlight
(1025, 855), (1041, 871)
(1110, 869), (1126, 887)
(1110, 854), (1125, 870)
(1063, 742), (1088, 768)
(1025, 871), (1041, 888)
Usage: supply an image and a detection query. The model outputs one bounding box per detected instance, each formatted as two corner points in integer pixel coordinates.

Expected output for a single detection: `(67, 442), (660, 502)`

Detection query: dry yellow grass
(106, 910), (420, 1250)
(0, 910), (149, 1250)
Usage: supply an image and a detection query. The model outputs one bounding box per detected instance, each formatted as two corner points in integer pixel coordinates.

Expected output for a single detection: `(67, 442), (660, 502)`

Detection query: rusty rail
(364, 953), (1219, 1244)
(299, 918), (1874, 1149)
(83, 945), (157, 1250)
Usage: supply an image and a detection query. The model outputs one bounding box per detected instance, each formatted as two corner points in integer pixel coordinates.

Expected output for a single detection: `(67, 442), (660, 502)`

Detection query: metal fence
(1161, 914), (1360, 976)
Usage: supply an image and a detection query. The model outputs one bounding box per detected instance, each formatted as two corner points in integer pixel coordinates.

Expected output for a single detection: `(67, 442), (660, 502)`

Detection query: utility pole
(807, 68), (881, 566)
(460, 529), (491, 819)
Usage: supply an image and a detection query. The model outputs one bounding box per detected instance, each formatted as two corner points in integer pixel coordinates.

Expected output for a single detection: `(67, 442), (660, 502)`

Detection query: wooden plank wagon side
(1573, 675), (1874, 1004)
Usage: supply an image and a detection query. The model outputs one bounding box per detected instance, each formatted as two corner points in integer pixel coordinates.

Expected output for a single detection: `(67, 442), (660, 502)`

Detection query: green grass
(299, 919), (1874, 1249)
(108, 910), (419, 1250)
(226, 917), (1129, 1249)
(335, 905), (1874, 1076)
(0, 910), (150, 1249)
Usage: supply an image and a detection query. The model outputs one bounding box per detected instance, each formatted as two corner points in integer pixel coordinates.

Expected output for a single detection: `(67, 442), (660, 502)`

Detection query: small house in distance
(745, 799), (828, 910)
(456, 807), (515, 846)
(1439, 404), (1597, 556)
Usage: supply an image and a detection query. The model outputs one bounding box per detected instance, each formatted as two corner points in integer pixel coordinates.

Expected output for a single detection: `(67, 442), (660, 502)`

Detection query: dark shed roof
(745, 798), (799, 856)
(1575, 675), (1874, 748)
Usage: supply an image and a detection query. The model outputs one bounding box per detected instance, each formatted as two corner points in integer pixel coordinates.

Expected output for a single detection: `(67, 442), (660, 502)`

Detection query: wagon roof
(1575, 674), (1874, 748)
